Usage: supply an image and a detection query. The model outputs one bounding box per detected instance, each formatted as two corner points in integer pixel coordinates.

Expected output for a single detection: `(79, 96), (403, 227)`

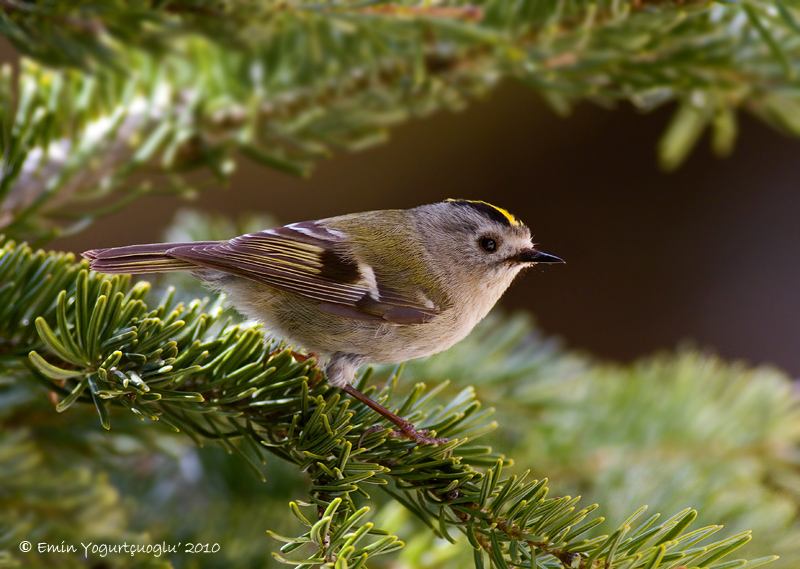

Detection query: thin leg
(342, 384), (447, 445)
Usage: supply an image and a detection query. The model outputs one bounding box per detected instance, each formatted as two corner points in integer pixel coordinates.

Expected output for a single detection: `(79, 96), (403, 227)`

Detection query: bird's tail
(82, 242), (217, 274)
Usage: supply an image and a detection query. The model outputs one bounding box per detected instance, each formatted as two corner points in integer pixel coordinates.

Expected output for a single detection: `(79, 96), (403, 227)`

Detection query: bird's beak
(511, 249), (564, 264)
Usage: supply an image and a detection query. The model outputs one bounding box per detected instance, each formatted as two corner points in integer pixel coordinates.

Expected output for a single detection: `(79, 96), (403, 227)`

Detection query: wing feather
(166, 222), (440, 324)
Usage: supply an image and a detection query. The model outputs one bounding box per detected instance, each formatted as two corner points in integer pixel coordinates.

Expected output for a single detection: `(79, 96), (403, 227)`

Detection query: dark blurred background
(4, 36), (799, 375)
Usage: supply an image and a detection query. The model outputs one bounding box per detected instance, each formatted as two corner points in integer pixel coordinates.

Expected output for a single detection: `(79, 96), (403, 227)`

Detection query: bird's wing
(168, 221), (441, 325)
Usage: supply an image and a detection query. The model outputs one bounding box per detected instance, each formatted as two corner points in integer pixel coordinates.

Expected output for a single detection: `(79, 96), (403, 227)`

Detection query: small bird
(83, 199), (562, 444)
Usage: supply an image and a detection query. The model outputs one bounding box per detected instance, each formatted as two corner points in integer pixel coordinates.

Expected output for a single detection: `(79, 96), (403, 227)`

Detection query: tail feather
(83, 242), (217, 274)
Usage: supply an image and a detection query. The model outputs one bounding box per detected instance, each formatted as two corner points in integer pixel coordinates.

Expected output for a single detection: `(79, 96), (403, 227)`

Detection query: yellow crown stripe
(445, 199), (522, 227)
(483, 202), (521, 226)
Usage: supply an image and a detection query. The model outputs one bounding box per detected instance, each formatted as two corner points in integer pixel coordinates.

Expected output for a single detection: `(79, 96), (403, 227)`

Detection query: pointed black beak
(511, 249), (564, 264)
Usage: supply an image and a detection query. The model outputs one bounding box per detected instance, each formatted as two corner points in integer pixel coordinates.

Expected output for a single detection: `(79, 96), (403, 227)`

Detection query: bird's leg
(341, 384), (448, 445)
(326, 353), (447, 445)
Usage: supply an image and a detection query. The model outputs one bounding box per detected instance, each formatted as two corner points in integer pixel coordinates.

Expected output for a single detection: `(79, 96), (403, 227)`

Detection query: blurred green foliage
(3, 0), (800, 241)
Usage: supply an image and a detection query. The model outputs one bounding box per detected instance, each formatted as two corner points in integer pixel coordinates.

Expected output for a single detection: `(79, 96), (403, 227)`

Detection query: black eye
(479, 237), (497, 253)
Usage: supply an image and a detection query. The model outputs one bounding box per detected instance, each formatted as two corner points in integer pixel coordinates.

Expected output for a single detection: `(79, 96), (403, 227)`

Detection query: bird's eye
(479, 237), (497, 253)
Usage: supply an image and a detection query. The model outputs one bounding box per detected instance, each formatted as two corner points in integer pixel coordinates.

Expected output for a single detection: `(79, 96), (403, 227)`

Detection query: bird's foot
(342, 384), (449, 445)
(388, 423), (449, 445)
(357, 422), (448, 446)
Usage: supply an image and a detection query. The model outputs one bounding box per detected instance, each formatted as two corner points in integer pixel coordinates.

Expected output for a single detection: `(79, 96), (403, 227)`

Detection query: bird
(83, 199), (562, 443)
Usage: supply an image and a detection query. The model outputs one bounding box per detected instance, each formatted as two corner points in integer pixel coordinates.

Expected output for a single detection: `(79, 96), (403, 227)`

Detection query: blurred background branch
(2, 0), (800, 241)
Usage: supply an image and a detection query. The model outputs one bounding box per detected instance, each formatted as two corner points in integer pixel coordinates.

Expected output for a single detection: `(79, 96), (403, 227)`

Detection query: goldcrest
(84, 199), (562, 443)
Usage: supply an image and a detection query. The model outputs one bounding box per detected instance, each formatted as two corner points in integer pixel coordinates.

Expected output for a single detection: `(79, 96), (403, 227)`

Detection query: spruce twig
(0, 236), (783, 569)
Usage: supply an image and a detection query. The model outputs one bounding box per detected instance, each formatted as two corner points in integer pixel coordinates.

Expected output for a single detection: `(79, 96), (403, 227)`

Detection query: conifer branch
(1, 236), (782, 568)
